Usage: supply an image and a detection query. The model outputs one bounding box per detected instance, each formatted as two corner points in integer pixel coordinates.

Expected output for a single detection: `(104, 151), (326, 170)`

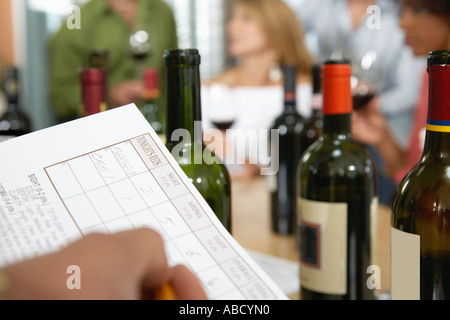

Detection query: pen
(155, 282), (177, 300)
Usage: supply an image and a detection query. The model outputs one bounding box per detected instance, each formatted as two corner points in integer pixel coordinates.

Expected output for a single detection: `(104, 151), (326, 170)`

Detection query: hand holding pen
(0, 228), (207, 300)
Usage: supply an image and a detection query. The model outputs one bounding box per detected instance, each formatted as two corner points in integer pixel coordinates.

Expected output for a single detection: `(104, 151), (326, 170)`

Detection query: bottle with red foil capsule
(80, 68), (108, 116)
(297, 60), (378, 300)
(141, 68), (164, 135)
(391, 50), (450, 300)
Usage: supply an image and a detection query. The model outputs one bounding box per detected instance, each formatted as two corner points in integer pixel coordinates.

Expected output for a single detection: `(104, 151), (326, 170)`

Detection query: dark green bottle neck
(422, 130), (450, 163)
(322, 113), (352, 140)
(165, 63), (203, 146)
(6, 102), (20, 114)
(284, 100), (297, 114)
(311, 109), (322, 118)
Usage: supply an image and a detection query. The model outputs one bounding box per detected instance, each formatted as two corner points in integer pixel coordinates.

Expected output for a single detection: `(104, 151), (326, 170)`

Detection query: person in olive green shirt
(48, 0), (178, 122)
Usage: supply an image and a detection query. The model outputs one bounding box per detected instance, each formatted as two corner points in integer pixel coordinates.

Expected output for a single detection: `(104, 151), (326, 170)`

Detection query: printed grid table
(44, 134), (277, 300)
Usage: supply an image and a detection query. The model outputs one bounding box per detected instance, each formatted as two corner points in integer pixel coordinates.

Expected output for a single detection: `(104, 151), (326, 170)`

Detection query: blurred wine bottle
(89, 50), (110, 69)
(80, 68), (108, 116)
(0, 66), (32, 142)
(297, 61), (378, 300)
(269, 65), (304, 235)
(164, 49), (232, 233)
(391, 50), (450, 300)
(140, 68), (164, 135)
(300, 64), (323, 157)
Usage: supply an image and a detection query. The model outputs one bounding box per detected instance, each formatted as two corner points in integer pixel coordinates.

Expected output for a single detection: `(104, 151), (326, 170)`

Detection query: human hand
(2, 228), (207, 300)
(109, 81), (144, 107)
(351, 97), (388, 146)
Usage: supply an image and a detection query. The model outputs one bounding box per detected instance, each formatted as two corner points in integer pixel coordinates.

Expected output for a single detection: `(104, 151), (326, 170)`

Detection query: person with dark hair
(289, 0), (425, 205)
(352, 0), (450, 185)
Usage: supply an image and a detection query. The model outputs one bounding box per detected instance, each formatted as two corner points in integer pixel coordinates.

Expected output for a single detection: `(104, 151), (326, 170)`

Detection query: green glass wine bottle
(391, 50), (450, 300)
(299, 64), (323, 157)
(164, 49), (232, 233)
(269, 65), (304, 235)
(297, 60), (378, 300)
(0, 66), (32, 142)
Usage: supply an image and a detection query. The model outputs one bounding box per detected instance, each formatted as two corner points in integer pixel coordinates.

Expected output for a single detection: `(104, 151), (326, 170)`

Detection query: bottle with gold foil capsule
(80, 68), (108, 116)
(391, 50), (450, 300)
(297, 60), (378, 300)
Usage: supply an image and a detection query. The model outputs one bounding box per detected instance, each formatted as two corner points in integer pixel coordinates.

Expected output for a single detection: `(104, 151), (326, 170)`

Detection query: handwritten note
(0, 104), (287, 300)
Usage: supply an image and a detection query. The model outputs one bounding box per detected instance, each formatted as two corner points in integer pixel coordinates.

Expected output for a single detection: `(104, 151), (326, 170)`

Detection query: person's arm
(352, 100), (406, 178)
(376, 35), (426, 149)
(1, 228), (207, 300)
(379, 49), (424, 116)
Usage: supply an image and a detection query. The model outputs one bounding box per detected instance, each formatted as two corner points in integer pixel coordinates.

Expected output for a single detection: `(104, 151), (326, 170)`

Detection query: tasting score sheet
(0, 104), (288, 300)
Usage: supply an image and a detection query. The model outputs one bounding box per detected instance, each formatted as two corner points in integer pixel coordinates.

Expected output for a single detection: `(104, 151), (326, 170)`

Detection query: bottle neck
(321, 63), (352, 139)
(311, 93), (323, 113)
(6, 101), (20, 113)
(422, 64), (450, 162)
(81, 69), (107, 115)
(282, 65), (297, 114)
(323, 113), (352, 139)
(143, 68), (160, 102)
(284, 99), (297, 114)
(422, 131), (450, 162)
(165, 63), (203, 145)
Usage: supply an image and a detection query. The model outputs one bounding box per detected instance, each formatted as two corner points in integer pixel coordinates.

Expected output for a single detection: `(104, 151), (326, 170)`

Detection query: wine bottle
(391, 49), (450, 300)
(300, 64), (323, 157)
(140, 68), (164, 135)
(269, 65), (304, 235)
(0, 66), (32, 142)
(297, 60), (378, 300)
(80, 68), (108, 116)
(89, 50), (109, 69)
(164, 49), (232, 233)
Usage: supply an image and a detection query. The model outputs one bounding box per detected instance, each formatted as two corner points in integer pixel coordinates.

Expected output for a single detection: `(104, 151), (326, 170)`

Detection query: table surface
(231, 176), (391, 300)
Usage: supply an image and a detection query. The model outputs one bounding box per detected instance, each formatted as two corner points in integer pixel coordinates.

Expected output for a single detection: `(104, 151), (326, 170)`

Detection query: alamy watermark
(170, 121), (279, 176)
(66, 5), (81, 30)
(367, 5), (382, 30)
(65, 264), (381, 292)
(66, 265), (81, 290)
(65, 4), (382, 31)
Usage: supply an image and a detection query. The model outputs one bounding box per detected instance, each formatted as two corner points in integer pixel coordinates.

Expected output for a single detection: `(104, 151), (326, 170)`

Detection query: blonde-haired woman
(202, 0), (315, 179)
(205, 0), (314, 87)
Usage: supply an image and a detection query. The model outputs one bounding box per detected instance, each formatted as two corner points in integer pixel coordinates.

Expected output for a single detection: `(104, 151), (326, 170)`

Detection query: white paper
(0, 104), (288, 300)
(246, 250), (299, 297)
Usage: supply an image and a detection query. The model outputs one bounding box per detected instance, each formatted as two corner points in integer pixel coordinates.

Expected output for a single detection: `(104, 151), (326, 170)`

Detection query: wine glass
(129, 27), (152, 79)
(204, 83), (246, 175)
(208, 83), (236, 131)
(351, 50), (379, 110)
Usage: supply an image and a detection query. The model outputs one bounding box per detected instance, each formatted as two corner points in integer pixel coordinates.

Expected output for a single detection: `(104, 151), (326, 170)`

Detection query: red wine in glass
(212, 120), (234, 130)
(353, 92), (375, 110)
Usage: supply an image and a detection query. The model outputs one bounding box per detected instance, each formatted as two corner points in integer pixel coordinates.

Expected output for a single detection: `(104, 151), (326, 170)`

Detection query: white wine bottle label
(298, 198), (347, 294)
(390, 226), (420, 300)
